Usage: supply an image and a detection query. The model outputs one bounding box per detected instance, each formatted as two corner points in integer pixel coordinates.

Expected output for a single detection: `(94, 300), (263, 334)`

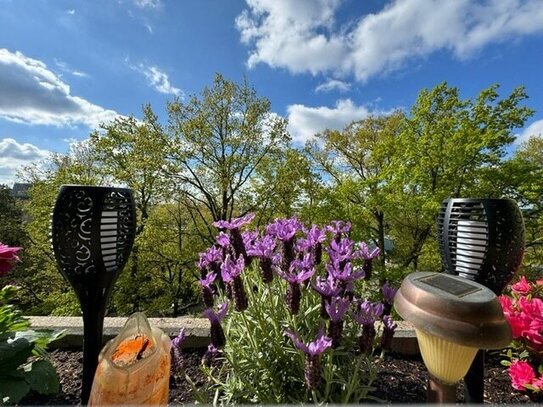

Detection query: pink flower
(0, 243), (22, 276)
(512, 276), (532, 295)
(509, 360), (536, 390)
(499, 295), (514, 315)
(532, 376), (543, 390)
(507, 313), (530, 339)
(519, 297), (543, 331)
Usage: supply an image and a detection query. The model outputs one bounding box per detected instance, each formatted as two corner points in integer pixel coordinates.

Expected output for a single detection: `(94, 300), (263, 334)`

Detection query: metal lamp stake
(51, 185), (136, 404)
(437, 198), (525, 403)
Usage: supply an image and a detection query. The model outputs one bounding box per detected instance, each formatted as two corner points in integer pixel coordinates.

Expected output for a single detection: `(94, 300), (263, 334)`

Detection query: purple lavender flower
(312, 276), (341, 319)
(267, 218), (302, 272)
(359, 242), (380, 281)
(199, 272), (216, 307)
(277, 254), (315, 314)
(327, 220), (351, 243)
(202, 343), (219, 367)
(213, 213), (255, 230)
(325, 260), (365, 286)
(306, 225), (326, 264)
(221, 256), (248, 311)
(247, 235), (276, 283)
(242, 230), (259, 252)
(203, 303), (228, 348)
(380, 315), (397, 352)
(213, 214), (255, 264)
(171, 328), (186, 375)
(197, 246), (222, 278)
(325, 296), (350, 348)
(353, 300), (384, 354)
(216, 232), (231, 249)
(284, 328), (332, 390)
(381, 281), (398, 316)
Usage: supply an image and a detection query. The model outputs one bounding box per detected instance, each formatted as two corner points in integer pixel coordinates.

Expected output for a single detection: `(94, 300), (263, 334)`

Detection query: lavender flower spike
(313, 276), (341, 319)
(203, 303), (228, 348)
(199, 272), (217, 307)
(284, 328), (332, 390)
(359, 242), (380, 281)
(381, 281), (398, 316)
(325, 296), (350, 348)
(380, 315), (397, 351)
(171, 327), (186, 375)
(353, 300), (384, 354)
(172, 327), (186, 349)
(247, 235), (276, 283)
(202, 343), (219, 367)
(221, 256), (248, 311)
(213, 213), (255, 230)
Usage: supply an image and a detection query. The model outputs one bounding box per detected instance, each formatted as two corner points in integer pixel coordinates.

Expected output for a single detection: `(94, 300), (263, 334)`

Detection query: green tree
(167, 73), (289, 240)
(306, 112), (405, 266)
(91, 105), (171, 313)
(389, 83), (533, 270)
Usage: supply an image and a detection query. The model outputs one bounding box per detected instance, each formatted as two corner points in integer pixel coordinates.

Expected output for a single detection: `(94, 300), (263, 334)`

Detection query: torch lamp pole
(51, 185), (136, 404)
(437, 198), (525, 403)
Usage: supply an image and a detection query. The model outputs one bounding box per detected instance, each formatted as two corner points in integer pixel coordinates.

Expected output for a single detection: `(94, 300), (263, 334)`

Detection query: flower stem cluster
(192, 216), (398, 401)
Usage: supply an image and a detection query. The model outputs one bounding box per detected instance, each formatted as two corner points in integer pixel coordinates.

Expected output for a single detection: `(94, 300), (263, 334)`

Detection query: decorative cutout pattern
(438, 198), (525, 294)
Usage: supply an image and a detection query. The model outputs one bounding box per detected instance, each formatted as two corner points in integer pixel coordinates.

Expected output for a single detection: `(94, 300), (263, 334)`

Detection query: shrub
(180, 216), (397, 404)
(499, 276), (543, 400)
(0, 243), (63, 404)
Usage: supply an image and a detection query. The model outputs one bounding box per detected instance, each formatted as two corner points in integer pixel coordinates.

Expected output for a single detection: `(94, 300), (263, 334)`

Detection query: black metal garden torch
(437, 198), (525, 403)
(51, 185), (136, 404)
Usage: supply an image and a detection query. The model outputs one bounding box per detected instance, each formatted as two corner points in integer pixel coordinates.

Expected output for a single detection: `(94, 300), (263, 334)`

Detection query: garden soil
(19, 349), (534, 405)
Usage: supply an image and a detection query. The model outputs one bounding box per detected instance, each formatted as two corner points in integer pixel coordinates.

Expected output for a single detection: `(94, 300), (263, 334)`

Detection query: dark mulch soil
(19, 349), (534, 405)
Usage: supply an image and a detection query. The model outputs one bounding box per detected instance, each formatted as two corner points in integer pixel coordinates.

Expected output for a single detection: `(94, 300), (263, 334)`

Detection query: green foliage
(206, 267), (381, 404)
(0, 285), (62, 404)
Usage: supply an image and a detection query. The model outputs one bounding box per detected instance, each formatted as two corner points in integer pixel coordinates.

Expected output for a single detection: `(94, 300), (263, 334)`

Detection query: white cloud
(237, 0), (543, 82)
(0, 138), (50, 186)
(134, 0), (161, 9)
(315, 79), (351, 93)
(0, 49), (118, 128)
(67, 9), (75, 15)
(54, 58), (89, 78)
(516, 119), (543, 144)
(287, 99), (371, 143)
(130, 63), (183, 97)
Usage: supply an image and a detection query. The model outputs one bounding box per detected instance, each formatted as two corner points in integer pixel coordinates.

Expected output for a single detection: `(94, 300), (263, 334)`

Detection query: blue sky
(1, 0), (543, 186)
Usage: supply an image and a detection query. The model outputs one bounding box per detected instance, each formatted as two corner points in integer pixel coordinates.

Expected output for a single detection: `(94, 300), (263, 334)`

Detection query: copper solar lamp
(394, 272), (511, 403)
(437, 198), (524, 402)
(51, 185), (136, 404)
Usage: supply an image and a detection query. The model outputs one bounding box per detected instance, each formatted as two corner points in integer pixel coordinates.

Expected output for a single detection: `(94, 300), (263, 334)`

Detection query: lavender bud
(314, 242), (323, 265)
(328, 320), (343, 349)
(230, 228), (250, 265)
(225, 283), (233, 300)
(286, 282), (301, 315)
(304, 354), (322, 390)
(232, 275), (248, 312)
(382, 301), (393, 316)
(201, 285), (214, 307)
(210, 321), (226, 348)
(170, 347), (183, 376)
(260, 257), (274, 284)
(380, 328), (394, 352)
(282, 239), (295, 273)
(359, 324), (376, 354)
(320, 296), (330, 319)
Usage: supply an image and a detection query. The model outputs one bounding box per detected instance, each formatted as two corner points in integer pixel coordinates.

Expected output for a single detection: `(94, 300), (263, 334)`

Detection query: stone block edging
(28, 316), (419, 355)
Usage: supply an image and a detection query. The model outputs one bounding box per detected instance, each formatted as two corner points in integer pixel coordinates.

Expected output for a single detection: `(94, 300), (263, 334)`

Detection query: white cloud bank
(287, 99), (372, 143)
(516, 119), (543, 144)
(0, 48), (119, 129)
(237, 0), (543, 81)
(0, 138), (51, 186)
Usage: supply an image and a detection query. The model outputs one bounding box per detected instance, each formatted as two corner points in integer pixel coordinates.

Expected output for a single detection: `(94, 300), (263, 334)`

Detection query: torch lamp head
(50, 185), (136, 306)
(394, 272), (511, 385)
(437, 198), (525, 294)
